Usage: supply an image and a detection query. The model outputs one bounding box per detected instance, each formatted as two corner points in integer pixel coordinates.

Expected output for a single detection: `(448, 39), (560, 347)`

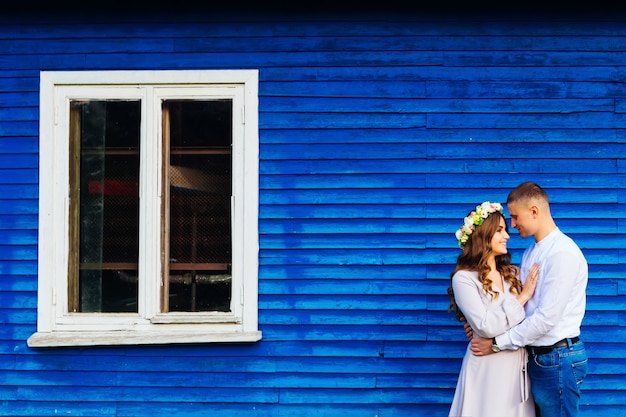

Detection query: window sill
(27, 330), (262, 347)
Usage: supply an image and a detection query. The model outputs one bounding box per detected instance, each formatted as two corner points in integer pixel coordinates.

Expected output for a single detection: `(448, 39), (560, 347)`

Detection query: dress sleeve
(452, 270), (526, 338)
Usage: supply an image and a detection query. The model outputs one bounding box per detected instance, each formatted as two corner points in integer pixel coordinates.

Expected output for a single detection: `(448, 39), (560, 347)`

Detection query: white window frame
(28, 70), (261, 347)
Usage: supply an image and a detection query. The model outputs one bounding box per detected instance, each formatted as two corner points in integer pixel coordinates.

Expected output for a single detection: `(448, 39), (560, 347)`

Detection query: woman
(448, 201), (539, 417)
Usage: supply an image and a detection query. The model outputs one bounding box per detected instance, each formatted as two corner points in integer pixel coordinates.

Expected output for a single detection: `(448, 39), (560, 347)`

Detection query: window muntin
(29, 71), (260, 347)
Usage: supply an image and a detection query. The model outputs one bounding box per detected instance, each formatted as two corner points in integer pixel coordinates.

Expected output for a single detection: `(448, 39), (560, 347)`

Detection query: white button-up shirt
(497, 227), (588, 349)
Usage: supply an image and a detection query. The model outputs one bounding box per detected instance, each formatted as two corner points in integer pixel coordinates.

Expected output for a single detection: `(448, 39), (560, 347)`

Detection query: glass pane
(164, 100), (232, 312)
(70, 100), (140, 313)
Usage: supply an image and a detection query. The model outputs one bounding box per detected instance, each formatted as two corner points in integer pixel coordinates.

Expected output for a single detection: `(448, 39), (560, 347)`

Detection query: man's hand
(470, 336), (495, 356)
(463, 320), (473, 340)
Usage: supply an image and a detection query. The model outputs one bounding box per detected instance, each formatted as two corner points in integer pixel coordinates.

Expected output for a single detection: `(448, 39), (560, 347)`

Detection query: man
(468, 182), (588, 417)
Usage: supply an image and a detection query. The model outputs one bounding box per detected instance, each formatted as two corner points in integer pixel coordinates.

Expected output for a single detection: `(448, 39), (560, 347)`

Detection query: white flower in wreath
(455, 201), (503, 248)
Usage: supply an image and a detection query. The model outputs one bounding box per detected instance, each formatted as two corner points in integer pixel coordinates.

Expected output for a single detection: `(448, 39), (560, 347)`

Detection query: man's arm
(498, 251), (578, 350)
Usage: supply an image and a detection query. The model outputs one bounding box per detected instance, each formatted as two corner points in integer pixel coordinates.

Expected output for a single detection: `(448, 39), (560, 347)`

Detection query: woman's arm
(452, 271), (525, 339)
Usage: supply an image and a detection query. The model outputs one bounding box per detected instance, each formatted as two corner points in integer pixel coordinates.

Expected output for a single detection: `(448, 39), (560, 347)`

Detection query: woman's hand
(517, 263), (539, 306)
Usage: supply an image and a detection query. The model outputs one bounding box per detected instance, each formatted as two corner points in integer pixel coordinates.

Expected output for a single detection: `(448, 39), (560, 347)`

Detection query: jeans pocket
(533, 352), (557, 368)
(572, 358), (588, 385)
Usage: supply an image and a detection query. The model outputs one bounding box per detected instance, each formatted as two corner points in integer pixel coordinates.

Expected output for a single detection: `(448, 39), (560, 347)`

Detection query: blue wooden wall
(0, 9), (625, 417)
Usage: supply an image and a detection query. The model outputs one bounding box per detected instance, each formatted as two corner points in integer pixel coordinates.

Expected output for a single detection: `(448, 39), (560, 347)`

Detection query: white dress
(448, 270), (535, 417)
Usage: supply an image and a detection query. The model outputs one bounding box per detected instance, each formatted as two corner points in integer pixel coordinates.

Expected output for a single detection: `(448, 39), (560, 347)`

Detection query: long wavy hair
(447, 211), (522, 322)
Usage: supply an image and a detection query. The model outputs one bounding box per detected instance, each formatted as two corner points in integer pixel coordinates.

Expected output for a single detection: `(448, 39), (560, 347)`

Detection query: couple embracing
(448, 182), (588, 417)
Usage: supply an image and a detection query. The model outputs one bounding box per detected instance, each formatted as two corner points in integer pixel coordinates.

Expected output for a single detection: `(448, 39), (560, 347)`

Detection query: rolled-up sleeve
(452, 270), (525, 339)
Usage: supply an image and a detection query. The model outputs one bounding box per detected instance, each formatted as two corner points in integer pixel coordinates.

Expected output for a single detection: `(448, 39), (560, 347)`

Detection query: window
(28, 70), (261, 347)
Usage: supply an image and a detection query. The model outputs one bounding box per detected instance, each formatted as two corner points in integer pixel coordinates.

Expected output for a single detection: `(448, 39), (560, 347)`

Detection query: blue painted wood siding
(0, 11), (625, 417)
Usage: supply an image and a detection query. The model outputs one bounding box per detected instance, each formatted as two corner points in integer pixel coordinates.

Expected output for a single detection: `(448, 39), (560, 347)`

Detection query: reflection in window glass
(163, 100), (233, 312)
(70, 100), (141, 313)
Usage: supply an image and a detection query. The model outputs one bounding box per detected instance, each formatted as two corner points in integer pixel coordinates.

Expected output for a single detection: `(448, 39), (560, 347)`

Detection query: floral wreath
(455, 201), (504, 248)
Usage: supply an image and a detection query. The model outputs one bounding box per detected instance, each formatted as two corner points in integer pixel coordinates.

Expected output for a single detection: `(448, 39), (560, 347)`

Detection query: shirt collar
(535, 227), (560, 248)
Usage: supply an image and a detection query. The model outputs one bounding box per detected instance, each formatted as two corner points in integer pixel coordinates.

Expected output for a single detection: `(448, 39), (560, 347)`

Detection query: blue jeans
(528, 339), (588, 417)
